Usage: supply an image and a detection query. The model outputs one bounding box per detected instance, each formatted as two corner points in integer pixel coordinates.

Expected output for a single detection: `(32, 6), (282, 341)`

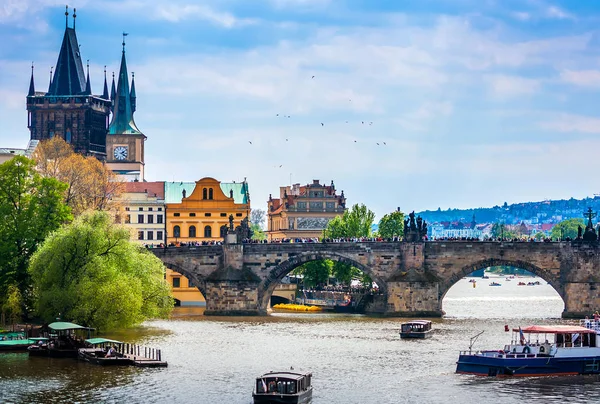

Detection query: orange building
(165, 177), (250, 244)
(267, 180), (346, 241)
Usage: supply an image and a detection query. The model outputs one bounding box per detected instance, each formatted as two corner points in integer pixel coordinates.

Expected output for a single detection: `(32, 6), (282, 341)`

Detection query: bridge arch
(439, 257), (565, 311)
(163, 262), (208, 300)
(257, 251), (385, 312)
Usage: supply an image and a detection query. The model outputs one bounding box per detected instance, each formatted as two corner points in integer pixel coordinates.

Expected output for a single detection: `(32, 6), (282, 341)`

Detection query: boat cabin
(253, 371), (313, 403)
(400, 320), (433, 339)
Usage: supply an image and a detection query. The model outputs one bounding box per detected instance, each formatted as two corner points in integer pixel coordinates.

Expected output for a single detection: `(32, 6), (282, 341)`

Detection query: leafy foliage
(490, 223), (518, 239)
(3, 284), (23, 329)
(0, 156), (71, 311)
(250, 209), (266, 229)
(551, 218), (585, 240)
(378, 210), (405, 238)
(33, 137), (123, 216)
(250, 223), (267, 241)
(29, 211), (173, 331)
(323, 204), (375, 238)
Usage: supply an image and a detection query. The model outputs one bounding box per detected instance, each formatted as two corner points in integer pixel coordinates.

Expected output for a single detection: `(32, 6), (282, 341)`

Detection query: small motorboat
(518, 282), (526, 286)
(400, 320), (433, 339)
(78, 338), (131, 366)
(489, 282), (502, 286)
(252, 370), (313, 404)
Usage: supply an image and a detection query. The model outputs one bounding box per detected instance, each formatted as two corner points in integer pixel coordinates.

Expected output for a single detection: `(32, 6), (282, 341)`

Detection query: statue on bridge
(582, 207), (598, 242)
(404, 211), (428, 242)
(235, 217), (253, 242)
(229, 214), (234, 231)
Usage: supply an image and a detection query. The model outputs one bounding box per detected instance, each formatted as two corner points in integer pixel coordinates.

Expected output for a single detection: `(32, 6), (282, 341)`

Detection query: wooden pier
(117, 343), (168, 368)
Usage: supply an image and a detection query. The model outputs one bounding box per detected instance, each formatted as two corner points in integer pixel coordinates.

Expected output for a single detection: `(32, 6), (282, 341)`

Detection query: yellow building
(165, 268), (206, 307)
(165, 177), (250, 245)
(267, 180), (346, 241)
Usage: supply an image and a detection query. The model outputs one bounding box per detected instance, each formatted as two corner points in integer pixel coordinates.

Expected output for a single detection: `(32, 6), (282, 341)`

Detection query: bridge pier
(562, 282), (600, 319)
(203, 280), (264, 316)
(383, 281), (443, 317)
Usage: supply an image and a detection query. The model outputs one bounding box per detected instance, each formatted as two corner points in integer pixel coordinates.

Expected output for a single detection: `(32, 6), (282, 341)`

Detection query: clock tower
(105, 36), (146, 181)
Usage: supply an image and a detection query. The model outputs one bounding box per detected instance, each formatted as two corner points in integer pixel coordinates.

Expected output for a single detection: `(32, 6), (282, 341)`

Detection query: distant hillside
(417, 196), (600, 225)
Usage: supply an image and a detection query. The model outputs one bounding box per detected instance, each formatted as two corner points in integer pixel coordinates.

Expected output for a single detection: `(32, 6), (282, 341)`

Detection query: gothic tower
(26, 7), (111, 159)
(105, 36), (146, 181)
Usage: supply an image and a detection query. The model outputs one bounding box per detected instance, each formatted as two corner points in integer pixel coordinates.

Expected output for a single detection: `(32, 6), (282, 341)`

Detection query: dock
(117, 343), (168, 368)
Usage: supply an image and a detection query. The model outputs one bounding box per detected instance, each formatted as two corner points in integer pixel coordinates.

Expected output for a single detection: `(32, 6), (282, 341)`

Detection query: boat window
(288, 381), (296, 394)
(257, 381), (266, 393)
(591, 333), (597, 348)
(277, 381), (284, 394)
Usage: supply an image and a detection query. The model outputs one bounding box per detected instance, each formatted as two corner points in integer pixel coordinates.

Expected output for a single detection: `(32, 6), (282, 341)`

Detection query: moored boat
(489, 282), (501, 286)
(252, 370), (313, 404)
(456, 325), (600, 377)
(28, 322), (92, 358)
(400, 320), (433, 339)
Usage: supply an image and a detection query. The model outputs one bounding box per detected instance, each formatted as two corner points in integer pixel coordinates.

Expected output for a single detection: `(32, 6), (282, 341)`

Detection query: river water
(2, 276), (600, 404)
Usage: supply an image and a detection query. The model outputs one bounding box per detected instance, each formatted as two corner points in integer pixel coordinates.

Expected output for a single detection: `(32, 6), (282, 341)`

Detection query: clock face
(114, 146), (128, 160)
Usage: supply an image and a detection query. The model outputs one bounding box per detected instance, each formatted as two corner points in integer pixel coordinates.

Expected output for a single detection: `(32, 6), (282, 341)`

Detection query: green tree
(323, 204), (375, 239)
(0, 156), (71, 311)
(250, 223), (266, 241)
(292, 260), (332, 288)
(534, 232), (546, 241)
(29, 211), (173, 331)
(3, 284), (23, 330)
(332, 261), (362, 285)
(378, 210), (405, 239)
(551, 218), (585, 240)
(491, 222), (517, 239)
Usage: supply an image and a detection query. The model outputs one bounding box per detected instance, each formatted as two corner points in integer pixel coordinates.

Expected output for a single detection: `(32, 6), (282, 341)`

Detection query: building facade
(429, 216), (483, 239)
(165, 178), (250, 245)
(26, 11), (111, 159)
(114, 182), (166, 246)
(266, 180), (346, 241)
(165, 269), (206, 307)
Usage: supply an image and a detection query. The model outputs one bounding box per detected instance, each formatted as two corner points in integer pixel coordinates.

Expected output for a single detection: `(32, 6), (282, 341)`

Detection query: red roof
(541, 224), (553, 231)
(513, 325), (594, 334)
(123, 181), (164, 199)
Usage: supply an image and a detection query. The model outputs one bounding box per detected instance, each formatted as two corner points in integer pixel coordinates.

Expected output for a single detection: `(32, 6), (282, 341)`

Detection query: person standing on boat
(106, 346), (117, 358)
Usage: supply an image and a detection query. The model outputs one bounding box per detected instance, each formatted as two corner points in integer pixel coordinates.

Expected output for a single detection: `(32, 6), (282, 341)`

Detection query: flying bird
(321, 123), (324, 126)
(311, 76), (315, 78)
(286, 138), (289, 141)
(376, 143), (379, 145)
(354, 140), (357, 143)
(279, 165), (283, 168)
(383, 142), (386, 145)
(276, 114), (279, 116)
(362, 121), (364, 124)
(248, 141), (253, 144)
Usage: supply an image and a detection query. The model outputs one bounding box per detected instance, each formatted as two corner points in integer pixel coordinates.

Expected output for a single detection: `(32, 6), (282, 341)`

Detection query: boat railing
(116, 342), (163, 362)
(459, 350), (550, 359)
(580, 319), (600, 333)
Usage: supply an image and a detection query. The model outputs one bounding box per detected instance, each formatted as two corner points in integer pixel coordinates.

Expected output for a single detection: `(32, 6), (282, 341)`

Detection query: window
(202, 188), (207, 200)
(204, 213), (211, 217)
(326, 202), (335, 212)
(125, 214), (131, 224)
(138, 214), (144, 224)
(236, 213), (243, 217)
(139, 207), (143, 211)
(220, 213), (227, 217)
(174, 213), (180, 217)
(173, 225), (181, 238)
(125, 207), (130, 211)
(310, 202), (323, 211)
(158, 207), (163, 211)
(149, 207), (153, 211)
(65, 129), (71, 143)
(157, 215), (163, 224)
(189, 225), (197, 238)
(157, 231), (163, 241)
(148, 215), (154, 224)
(209, 188), (214, 200)
(297, 202), (307, 210)
(190, 213), (196, 217)
(172, 277), (180, 288)
(204, 225), (212, 238)
(188, 278), (195, 288)
(138, 231), (144, 240)
(147, 231), (154, 240)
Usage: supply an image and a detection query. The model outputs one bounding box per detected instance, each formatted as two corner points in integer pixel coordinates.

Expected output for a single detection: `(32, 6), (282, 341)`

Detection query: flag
(519, 327), (526, 345)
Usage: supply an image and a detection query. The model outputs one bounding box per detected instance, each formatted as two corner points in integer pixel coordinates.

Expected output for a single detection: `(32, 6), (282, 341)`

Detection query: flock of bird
(247, 75), (388, 155)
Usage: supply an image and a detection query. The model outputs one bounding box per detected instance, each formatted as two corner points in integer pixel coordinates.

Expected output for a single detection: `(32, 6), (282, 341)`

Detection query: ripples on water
(3, 276), (600, 404)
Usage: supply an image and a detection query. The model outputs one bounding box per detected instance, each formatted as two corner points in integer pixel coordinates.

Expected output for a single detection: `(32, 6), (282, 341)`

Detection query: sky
(2, 0), (600, 220)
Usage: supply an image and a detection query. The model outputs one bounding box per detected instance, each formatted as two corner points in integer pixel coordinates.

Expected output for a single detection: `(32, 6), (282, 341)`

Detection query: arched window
(204, 225), (212, 238)
(173, 225), (181, 238)
(209, 188), (214, 200)
(65, 129), (72, 143)
(202, 188), (207, 200)
(189, 225), (197, 238)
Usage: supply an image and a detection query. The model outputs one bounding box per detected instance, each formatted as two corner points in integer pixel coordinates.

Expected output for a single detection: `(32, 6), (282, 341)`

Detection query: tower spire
(28, 62), (35, 96)
(48, 66), (53, 93)
(130, 72), (136, 113)
(73, 7), (76, 30)
(110, 72), (116, 112)
(102, 66), (109, 99)
(108, 36), (141, 135)
(65, 5), (69, 28)
(84, 60), (91, 95)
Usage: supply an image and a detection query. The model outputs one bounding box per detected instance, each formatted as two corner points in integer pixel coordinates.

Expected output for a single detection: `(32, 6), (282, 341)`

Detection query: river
(2, 276), (600, 404)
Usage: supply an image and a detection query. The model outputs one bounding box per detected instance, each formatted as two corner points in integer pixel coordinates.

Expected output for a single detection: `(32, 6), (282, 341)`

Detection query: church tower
(26, 7), (111, 159)
(105, 35), (146, 181)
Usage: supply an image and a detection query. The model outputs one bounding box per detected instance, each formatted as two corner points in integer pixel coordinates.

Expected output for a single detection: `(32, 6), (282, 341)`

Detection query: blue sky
(2, 0), (600, 219)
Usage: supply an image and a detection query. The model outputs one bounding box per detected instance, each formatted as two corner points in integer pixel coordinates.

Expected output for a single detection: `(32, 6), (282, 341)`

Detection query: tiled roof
(123, 181), (164, 199)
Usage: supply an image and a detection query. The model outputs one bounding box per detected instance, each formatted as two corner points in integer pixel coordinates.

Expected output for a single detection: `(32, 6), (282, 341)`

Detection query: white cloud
(560, 69), (600, 88)
(539, 113), (600, 134)
(545, 5), (575, 20)
(152, 4), (257, 27)
(487, 74), (541, 97)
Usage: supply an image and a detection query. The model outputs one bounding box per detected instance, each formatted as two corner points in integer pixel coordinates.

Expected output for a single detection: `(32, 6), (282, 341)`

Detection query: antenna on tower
(73, 7), (76, 29)
(65, 5), (69, 28)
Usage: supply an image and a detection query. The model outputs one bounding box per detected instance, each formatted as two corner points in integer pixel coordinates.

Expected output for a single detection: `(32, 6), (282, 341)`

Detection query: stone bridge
(152, 241), (600, 317)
